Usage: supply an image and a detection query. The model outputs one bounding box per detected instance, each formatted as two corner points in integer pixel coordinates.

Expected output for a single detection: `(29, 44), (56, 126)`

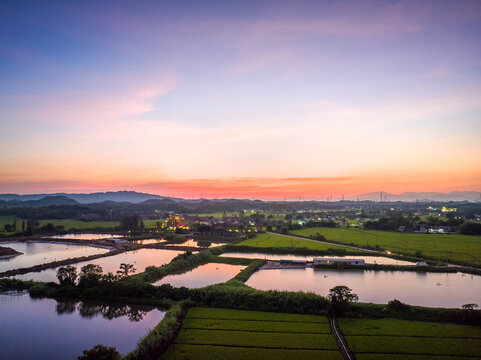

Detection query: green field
(339, 318), (481, 360)
(236, 232), (358, 252)
(162, 307), (343, 360)
(0, 216), (168, 232)
(0, 215), (119, 233)
(291, 227), (481, 266)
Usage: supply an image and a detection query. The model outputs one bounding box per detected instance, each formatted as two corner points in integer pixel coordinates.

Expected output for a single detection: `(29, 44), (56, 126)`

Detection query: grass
(339, 318), (481, 359)
(291, 227), (481, 266)
(164, 345), (343, 360)
(162, 307), (343, 359)
(0, 215), (119, 232)
(339, 318), (481, 338)
(186, 307), (328, 323)
(236, 233), (358, 252)
(181, 318), (330, 333)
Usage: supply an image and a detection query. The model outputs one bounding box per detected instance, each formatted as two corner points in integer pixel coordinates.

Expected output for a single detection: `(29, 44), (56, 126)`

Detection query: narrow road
(267, 232), (380, 254)
(329, 316), (355, 360)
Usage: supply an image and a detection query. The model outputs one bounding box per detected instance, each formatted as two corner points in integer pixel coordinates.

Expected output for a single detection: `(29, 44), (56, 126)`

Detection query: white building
(313, 258), (365, 266)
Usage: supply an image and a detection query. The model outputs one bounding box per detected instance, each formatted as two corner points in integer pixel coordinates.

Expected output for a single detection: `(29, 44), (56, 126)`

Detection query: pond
(220, 252), (415, 265)
(246, 268), (481, 308)
(14, 248), (183, 283)
(0, 242), (109, 273)
(154, 263), (246, 288)
(0, 291), (164, 359)
(44, 233), (124, 240)
(164, 239), (228, 248)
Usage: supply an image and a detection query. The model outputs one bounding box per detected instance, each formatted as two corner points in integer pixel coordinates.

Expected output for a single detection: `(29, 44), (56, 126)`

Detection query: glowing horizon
(1, 0), (480, 198)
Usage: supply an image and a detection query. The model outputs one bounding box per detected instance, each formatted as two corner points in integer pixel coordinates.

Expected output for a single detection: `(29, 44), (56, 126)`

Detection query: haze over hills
(0, 191), (168, 204)
(353, 191), (481, 202)
(0, 190), (480, 205)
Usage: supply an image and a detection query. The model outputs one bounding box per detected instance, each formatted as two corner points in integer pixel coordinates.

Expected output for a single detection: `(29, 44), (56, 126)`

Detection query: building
(313, 258), (365, 266)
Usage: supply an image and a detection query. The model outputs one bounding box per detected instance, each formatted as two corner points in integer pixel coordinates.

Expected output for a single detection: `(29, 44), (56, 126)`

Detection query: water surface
(154, 263), (245, 288)
(0, 242), (109, 273)
(0, 291), (164, 359)
(164, 239), (227, 248)
(45, 233), (123, 240)
(130, 238), (166, 245)
(14, 248), (182, 283)
(220, 252), (414, 265)
(246, 268), (481, 308)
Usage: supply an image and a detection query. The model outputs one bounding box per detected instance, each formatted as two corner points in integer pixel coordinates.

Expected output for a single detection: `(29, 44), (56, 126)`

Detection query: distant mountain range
(0, 191), (169, 204)
(0, 190), (480, 206)
(353, 191), (481, 202)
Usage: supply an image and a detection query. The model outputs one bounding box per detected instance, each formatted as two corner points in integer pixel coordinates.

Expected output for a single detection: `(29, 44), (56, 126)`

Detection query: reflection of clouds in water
(55, 300), (154, 322)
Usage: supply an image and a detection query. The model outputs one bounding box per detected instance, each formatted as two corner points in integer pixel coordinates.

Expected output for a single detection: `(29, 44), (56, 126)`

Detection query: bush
(388, 299), (411, 311)
(124, 303), (187, 360)
(77, 344), (121, 360)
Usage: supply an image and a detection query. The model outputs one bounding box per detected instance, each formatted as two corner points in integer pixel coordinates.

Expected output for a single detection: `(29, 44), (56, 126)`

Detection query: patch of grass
(339, 318), (481, 359)
(291, 227), (481, 266)
(339, 318), (481, 338)
(173, 328), (337, 349)
(186, 307), (328, 323)
(356, 355), (478, 360)
(163, 344), (343, 360)
(237, 233), (358, 252)
(181, 318), (331, 333)
(346, 336), (481, 357)
(163, 307), (341, 359)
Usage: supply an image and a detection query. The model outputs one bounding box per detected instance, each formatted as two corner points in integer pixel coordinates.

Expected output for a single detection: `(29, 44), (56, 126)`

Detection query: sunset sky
(1, 0), (480, 199)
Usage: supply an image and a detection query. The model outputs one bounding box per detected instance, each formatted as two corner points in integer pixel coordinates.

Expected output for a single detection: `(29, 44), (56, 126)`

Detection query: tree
(462, 303), (479, 311)
(77, 344), (121, 360)
(78, 264), (103, 287)
(328, 285), (358, 315)
(197, 224), (211, 233)
(120, 214), (140, 232)
(12, 219), (16, 232)
(56, 266), (78, 286)
(102, 272), (119, 283)
(116, 263), (136, 278)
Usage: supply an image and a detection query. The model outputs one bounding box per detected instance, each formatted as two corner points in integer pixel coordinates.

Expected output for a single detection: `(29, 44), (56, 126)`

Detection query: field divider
(185, 316), (328, 324)
(172, 342), (339, 351)
(353, 351), (481, 358)
(345, 334), (481, 339)
(180, 327), (331, 335)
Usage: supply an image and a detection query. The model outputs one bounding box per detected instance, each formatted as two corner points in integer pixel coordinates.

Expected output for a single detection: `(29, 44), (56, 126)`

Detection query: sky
(0, 0), (480, 199)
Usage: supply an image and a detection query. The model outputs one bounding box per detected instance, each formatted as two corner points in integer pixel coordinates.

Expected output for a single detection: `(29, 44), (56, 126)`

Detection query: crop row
(339, 318), (481, 338)
(163, 344), (344, 360)
(345, 336), (481, 357)
(356, 355), (480, 360)
(186, 307), (328, 323)
(174, 328), (338, 350)
(182, 318), (331, 334)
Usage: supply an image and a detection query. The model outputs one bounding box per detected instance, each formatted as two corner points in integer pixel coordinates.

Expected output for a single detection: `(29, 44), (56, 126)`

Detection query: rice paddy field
(0, 216), (165, 233)
(236, 233), (359, 252)
(338, 318), (481, 360)
(291, 227), (481, 266)
(162, 307), (343, 360)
